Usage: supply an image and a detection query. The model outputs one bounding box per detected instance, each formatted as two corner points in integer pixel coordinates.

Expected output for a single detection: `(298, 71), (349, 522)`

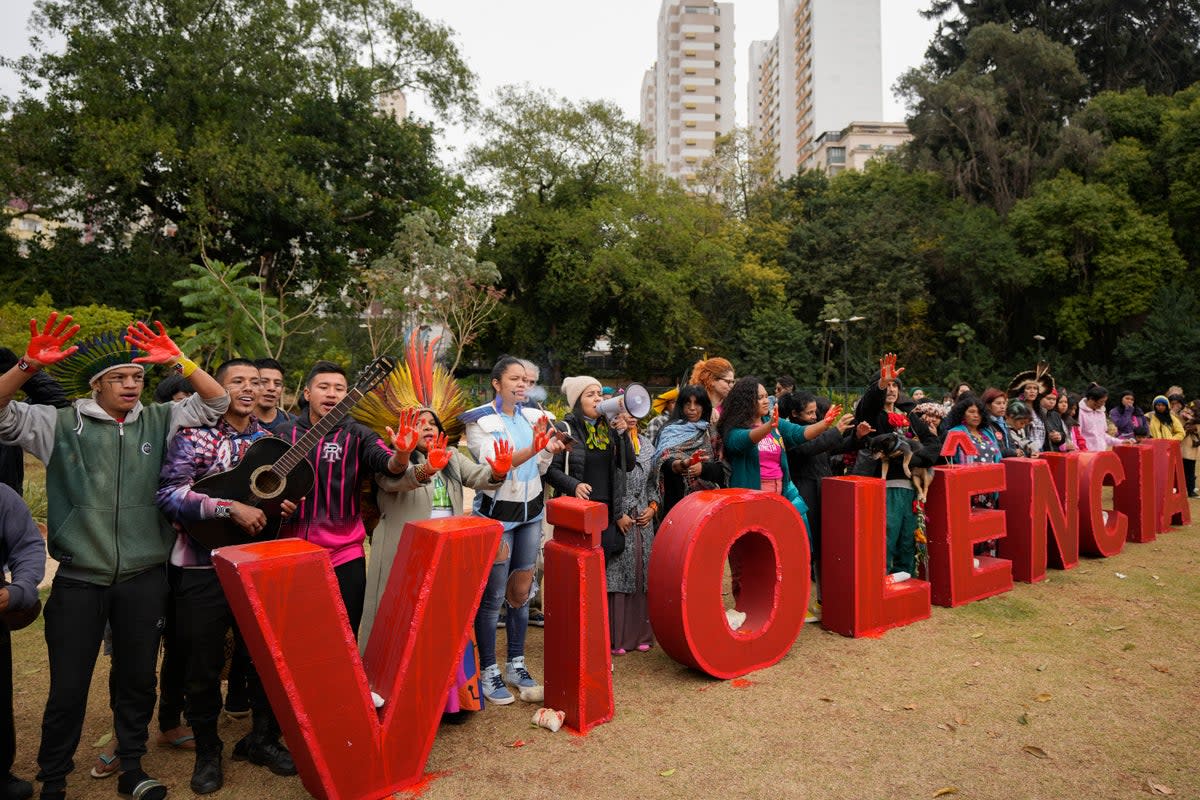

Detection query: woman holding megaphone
(546, 377), (645, 649)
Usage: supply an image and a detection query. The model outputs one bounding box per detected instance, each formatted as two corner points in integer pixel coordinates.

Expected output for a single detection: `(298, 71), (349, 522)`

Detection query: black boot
(190, 748), (223, 795)
(3, 772), (32, 800)
(233, 711), (296, 776)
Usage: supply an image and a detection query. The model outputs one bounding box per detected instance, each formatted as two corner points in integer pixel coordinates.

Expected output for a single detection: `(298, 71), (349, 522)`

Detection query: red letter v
(214, 517), (502, 800)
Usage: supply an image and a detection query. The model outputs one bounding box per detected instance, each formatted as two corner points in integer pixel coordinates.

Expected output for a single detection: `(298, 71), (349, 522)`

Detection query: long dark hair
(669, 384), (712, 423)
(944, 394), (988, 431)
(718, 376), (764, 441)
(1064, 393), (1082, 427)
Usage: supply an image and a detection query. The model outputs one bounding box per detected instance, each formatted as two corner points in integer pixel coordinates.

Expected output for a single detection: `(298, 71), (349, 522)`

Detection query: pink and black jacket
(275, 414), (401, 567)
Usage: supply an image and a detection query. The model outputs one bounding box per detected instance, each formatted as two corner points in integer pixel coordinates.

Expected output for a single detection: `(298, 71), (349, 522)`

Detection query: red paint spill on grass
(396, 769), (451, 797)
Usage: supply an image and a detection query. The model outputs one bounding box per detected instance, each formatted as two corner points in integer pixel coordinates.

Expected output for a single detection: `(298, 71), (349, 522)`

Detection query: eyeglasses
(718, 377), (735, 384)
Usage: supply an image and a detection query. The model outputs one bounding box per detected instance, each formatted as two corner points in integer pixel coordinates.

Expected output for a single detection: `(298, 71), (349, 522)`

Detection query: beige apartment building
(811, 121), (912, 175)
(749, 0), (884, 178)
(640, 1), (736, 184)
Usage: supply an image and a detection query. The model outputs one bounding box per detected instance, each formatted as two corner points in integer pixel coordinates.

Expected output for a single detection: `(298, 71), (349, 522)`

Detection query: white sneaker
(482, 664), (514, 705)
(504, 656), (538, 690)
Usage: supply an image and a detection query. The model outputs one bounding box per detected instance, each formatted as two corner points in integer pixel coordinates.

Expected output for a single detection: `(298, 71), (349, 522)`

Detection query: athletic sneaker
(528, 609), (545, 627)
(503, 656), (538, 691)
(481, 665), (514, 705)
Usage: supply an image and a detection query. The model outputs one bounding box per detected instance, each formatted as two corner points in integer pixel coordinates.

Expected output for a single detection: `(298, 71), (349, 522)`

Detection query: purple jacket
(1109, 405), (1146, 438)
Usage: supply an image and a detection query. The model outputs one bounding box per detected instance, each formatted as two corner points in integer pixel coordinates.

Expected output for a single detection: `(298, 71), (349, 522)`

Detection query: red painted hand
(426, 433), (451, 472)
(769, 406), (779, 430)
(879, 352), (905, 386)
(487, 438), (514, 476)
(25, 313), (80, 367)
(385, 408), (421, 455)
(125, 320), (182, 363)
(532, 415), (551, 452)
(822, 403), (843, 426)
(688, 450), (707, 465)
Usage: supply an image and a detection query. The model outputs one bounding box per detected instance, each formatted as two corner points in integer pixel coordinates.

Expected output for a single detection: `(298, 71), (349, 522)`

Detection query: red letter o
(648, 489), (809, 679)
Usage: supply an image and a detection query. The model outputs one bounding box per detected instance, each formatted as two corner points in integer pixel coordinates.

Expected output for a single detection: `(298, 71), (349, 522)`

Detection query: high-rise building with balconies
(749, 0), (883, 178)
(640, 1), (736, 184)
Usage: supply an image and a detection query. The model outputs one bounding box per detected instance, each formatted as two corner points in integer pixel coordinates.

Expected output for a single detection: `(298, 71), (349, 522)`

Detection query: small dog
(910, 466), (934, 503)
(868, 431), (914, 478)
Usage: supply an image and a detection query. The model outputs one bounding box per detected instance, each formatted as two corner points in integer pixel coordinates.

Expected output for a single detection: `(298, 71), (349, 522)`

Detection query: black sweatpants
(168, 566), (269, 751)
(1, 626), (14, 777)
(37, 568), (168, 792)
(334, 557), (366, 639)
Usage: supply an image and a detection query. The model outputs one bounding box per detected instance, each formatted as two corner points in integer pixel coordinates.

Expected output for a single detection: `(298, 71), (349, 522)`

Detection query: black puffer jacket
(545, 414), (635, 525)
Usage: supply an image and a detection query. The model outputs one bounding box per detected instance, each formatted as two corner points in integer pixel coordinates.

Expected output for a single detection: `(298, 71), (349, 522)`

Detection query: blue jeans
(474, 518), (541, 670)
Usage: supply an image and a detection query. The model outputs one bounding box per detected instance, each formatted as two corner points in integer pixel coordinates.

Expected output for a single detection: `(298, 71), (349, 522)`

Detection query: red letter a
(214, 517), (501, 800)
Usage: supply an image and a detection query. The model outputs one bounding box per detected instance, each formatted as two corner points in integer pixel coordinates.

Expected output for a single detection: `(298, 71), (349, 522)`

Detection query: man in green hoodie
(0, 315), (228, 800)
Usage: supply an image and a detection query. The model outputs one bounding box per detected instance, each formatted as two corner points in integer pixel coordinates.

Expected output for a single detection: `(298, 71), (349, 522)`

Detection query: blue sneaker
(481, 665), (514, 705)
(504, 656), (538, 691)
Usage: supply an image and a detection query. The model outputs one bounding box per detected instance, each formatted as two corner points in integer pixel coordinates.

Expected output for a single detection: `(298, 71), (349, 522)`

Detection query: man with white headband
(0, 314), (228, 800)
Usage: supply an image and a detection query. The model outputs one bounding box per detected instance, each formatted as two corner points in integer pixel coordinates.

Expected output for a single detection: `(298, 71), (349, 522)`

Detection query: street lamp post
(1033, 334), (1045, 360)
(824, 315), (866, 392)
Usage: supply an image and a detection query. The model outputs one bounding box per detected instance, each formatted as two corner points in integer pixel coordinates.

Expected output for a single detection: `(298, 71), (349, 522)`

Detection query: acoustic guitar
(184, 356), (396, 550)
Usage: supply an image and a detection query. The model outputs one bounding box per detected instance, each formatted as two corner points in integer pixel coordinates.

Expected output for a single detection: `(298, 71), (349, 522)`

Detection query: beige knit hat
(561, 375), (601, 411)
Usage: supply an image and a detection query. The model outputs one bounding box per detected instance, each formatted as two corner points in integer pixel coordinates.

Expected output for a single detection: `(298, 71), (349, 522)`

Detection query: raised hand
(126, 320), (182, 364)
(855, 421), (875, 439)
(25, 313), (80, 367)
(426, 432), (451, 472)
(878, 352), (905, 387)
(822, 403), (844, 426)
(769, 405), (779, 430)
(487, 438), (514, 476)
(385, 407), (421, 455)
(835, 413), (855, 433)
(532, 415), (551, 452)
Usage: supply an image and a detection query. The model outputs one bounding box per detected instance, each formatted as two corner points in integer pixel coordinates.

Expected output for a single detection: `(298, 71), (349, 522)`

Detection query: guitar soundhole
(250, 466), (286, 500)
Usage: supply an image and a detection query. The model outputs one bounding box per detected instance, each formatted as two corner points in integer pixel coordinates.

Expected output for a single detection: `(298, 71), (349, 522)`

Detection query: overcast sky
(0, 0), (939, 163)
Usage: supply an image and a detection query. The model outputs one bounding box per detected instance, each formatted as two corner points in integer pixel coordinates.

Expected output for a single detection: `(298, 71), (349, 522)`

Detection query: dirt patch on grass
(10, 516), (1200, 799)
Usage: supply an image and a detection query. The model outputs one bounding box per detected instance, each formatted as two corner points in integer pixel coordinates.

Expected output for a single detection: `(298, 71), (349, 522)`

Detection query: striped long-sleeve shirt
(157, 416), (270, 567)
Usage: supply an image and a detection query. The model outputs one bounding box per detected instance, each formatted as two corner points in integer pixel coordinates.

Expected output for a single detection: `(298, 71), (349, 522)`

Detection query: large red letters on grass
(1077, 451), (1128, 556)
(648, 489), (809, 679)
(1148, 439), (1191, 530)
(216, 441), (1193, 800)
(925, 463), (1013, 607)
(542, 497), (614, 733)
(820, 476), (931, 637)
(1114, 444), (1157, 543)
(1000, 457), (1078, 583)
(213, 517), (500, 800)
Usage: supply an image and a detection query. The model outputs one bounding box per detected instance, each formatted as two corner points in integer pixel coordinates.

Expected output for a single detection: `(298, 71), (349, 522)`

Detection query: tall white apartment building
(748, 0), (883, 178)
(640, 1), (736, 184)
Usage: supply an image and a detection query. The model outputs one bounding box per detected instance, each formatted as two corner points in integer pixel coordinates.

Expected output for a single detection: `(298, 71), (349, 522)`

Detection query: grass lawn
(8, 483), (1199, 799)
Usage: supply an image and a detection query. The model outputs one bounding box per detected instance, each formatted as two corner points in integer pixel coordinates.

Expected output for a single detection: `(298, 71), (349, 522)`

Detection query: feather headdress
(48, 331), (144, 399)
(351, 330), (467, 443)
(1008, 361), (1056, 399)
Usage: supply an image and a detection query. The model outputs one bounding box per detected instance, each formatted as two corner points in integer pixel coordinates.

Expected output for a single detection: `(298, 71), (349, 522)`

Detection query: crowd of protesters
(0, 311), (1194, 800)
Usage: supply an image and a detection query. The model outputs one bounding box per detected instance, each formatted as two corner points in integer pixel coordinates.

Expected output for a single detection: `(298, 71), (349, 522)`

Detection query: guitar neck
(274, 388), (366, 477)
